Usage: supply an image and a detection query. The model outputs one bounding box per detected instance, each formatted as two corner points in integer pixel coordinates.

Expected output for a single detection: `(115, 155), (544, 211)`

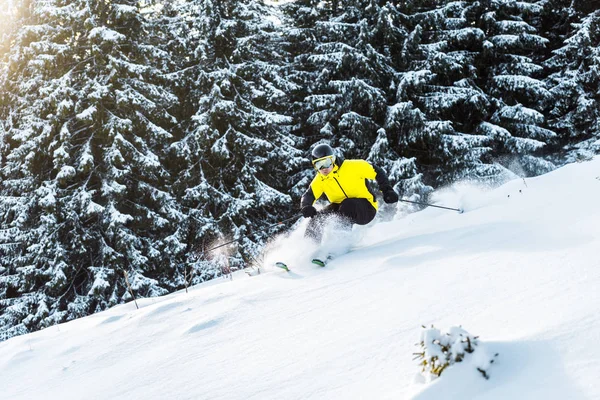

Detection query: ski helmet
(311, 144), (335, 161)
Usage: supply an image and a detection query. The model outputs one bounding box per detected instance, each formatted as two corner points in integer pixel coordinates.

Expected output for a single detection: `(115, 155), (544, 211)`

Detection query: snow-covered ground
(2, 158), (600, 400)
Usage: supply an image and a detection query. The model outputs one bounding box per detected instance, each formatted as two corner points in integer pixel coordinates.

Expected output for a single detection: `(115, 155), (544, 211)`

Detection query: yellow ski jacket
(301, 159), (386, 211)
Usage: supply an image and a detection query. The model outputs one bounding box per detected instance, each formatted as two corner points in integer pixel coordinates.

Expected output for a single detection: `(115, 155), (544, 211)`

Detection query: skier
(300, 144), (399, 244)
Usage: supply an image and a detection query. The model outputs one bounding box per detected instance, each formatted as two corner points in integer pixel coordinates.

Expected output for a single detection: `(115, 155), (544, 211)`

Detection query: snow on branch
(88, 27), (126, 43)
(492, 75), (549, 98)
(477, 122), (511, 139)
(414, 325), (498, 381)
(493, 104), (544, 124)
(254, 179), (292, 207)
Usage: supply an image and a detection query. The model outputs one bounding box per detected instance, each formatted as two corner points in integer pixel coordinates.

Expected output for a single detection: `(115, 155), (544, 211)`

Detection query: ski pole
(202, 214), (301, 254)
(400, 199), (463, 213)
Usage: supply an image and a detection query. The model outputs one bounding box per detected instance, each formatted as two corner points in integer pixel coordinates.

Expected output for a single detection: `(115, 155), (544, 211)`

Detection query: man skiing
(300, 144), (399, 244)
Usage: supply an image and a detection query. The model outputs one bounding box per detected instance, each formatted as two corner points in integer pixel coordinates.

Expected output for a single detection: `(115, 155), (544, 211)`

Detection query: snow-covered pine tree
(545, 9), (600, 163)
(280, 0), (321, 30)
(162, 0), (303, 276)
(395, 0), (506, 185)
(476, 0), (557, 176)
(286, 3), (388, 149)
(0, 0), (183, 340)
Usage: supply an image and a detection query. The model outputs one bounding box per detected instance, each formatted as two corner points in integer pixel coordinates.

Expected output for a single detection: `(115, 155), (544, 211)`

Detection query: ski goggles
(312, 155), (336, 170)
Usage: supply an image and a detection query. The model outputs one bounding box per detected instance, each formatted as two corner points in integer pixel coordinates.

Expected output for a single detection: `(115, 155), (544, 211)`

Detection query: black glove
(301, 205), (318, 218)
(382, 187), (399, 204)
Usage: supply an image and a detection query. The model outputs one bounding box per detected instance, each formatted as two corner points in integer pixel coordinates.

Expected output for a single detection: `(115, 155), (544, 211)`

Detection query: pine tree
(287, 1), (392, 147)
(475, 0), (558, 176)
(0, 0), (183, 340)
(545, 9), (600, 163)
(392, 1), (501, 185)
(162, 0), (303, 275)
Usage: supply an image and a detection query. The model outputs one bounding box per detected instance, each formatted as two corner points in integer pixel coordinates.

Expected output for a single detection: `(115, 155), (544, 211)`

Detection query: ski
(311, 258), (327, 267)
(275, 258), (330, 270)
(275, 262), (290, 272)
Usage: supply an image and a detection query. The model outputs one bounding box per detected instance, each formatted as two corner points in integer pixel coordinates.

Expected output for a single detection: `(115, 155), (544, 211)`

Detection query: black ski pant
(305, 198), (376, 243)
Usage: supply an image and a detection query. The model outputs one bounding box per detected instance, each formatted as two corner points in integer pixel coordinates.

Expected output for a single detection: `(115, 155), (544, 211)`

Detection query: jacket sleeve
(301, 186), (316, 208)
(300, 179), (323, 208)
(372, 165), (392, 189)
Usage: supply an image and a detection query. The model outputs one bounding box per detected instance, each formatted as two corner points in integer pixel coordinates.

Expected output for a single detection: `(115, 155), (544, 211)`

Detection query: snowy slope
(2, 158), (600, 400)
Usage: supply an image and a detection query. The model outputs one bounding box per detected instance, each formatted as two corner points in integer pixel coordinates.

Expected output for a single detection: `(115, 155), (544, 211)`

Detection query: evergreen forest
(0, 0), (598, 340)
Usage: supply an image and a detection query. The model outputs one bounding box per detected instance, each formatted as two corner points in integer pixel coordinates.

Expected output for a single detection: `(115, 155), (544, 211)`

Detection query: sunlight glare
(0, 0), (19, 35)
